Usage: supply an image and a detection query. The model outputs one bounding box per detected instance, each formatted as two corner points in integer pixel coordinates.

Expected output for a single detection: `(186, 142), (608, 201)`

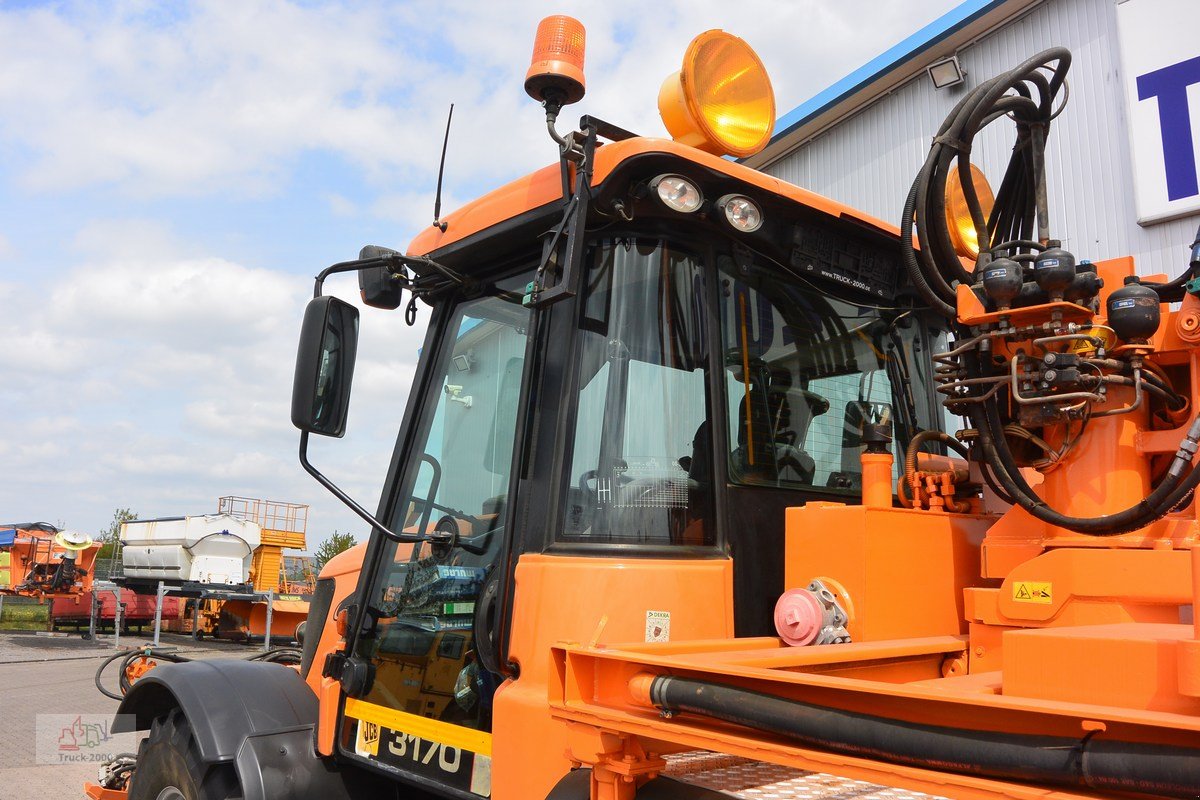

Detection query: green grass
(0, 602), (49, 630)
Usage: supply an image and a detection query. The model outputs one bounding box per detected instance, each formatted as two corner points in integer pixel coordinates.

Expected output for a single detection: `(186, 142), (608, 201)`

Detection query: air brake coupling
(773, 580), (851, 647)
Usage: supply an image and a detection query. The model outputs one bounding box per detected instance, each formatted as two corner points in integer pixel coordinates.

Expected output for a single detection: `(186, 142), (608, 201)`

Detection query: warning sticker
(1013, 581), (1053, 604)
(355, 719), (380, 757)
(645, 610), (671, 642)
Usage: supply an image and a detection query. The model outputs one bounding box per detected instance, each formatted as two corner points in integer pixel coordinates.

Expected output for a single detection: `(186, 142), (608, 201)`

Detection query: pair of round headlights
(649, 174), (763, 233)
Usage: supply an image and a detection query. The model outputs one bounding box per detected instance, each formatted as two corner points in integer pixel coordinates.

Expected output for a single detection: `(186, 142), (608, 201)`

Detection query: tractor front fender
(113, 659), (355, 800)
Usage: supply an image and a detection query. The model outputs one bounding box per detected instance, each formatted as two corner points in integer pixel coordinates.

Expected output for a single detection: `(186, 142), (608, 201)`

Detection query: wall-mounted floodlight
(928, 55), (966, 89)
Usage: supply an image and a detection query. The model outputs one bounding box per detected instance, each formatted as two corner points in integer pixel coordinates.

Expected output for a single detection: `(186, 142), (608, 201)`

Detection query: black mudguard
(114, 659), (359, 800)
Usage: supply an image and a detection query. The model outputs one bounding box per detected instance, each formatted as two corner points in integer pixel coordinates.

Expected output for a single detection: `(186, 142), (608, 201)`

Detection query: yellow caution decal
(1012, 581), (1053, 604)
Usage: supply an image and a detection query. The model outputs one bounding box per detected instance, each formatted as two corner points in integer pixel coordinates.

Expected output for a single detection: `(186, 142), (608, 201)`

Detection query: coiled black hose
(95, 645), (302, 700)
(904, 48), (1200, 536)
(901, 48), (1071, 316)
(963, 348), (1200, 536)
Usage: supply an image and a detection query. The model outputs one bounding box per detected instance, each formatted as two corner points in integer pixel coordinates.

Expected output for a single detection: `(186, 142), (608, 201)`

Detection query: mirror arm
(313, 255), (470, 300)
(313, 257), (408, 300)
(298, 431), (425, 544)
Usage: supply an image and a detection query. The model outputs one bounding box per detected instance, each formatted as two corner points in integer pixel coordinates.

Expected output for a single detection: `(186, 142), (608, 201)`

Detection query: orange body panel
(1002, 623), (1200, 713)
(492, 553), (734, 800)
(783, 503), (990, 642)
(306, 542), (368, 697)
(407, 137), (900, 258)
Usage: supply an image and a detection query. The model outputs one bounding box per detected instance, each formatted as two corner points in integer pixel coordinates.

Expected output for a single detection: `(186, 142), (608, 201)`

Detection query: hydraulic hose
(1141, 222), (1200, 302)
(95, 645), (302, 700)
(905, 50), (1200, 535)
(648, 675), (1200, 798)
(965, 381), (1200, 536)
(901, 48), (1071, 313)
(904, 430), (970, 476)
(899, 430), (973, 510)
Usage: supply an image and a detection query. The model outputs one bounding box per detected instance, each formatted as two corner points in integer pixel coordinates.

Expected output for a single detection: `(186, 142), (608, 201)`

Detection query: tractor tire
(128, 710), (240, 800)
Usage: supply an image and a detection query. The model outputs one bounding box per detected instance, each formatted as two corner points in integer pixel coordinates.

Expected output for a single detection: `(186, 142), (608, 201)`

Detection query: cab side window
(560, 239), (715, 546)
(719, 260), (903, 493)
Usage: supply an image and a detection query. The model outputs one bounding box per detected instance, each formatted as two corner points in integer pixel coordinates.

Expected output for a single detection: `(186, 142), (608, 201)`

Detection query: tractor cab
(290, 18), (947, 799)
(95, 17), (1200, 800)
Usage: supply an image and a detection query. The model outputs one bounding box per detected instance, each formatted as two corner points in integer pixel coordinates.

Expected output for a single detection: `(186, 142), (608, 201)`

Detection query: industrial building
(749, 0), (1200, 280)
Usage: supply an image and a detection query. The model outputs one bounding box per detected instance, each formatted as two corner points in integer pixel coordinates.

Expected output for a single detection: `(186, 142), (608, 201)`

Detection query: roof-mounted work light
(658, 30), (775, 159)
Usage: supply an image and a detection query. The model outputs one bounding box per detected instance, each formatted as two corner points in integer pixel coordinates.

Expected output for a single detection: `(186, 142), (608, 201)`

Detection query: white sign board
(1117, 0), (1200, 225)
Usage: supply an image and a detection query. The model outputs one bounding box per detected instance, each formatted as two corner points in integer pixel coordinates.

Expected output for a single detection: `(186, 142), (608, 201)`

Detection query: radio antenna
(432, 103), (454, 232)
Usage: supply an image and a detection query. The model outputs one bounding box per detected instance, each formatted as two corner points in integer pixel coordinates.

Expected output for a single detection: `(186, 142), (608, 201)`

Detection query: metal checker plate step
(664, 751), (947, 800)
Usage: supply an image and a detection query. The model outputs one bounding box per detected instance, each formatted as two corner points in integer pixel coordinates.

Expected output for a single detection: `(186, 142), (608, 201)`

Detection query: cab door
(338, 267), (536, 798)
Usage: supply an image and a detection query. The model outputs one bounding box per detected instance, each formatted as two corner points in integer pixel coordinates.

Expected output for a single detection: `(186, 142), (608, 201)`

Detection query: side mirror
(291, 296), (360, 437)
(358, 245), (404, 310)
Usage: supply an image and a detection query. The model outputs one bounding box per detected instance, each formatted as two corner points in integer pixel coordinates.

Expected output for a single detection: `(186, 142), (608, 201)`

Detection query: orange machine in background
(210, 496), (313, 641)
(0, 522), (99, 600)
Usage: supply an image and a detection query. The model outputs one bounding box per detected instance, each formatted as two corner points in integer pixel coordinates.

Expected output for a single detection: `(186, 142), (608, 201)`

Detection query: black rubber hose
(95, 647), (191, 700)
(903, 48), (1071, 321)
(966, 386), (1200, 536)
(905, 429), (971, 469)
(977, 454), (1017, 505)
(1142, 222), (1200, 301)
(95, 645), (303, 699)
(1139, 369), (1187, 409)
(901, 180), (956, 317)
(649, 676), (1200, 798)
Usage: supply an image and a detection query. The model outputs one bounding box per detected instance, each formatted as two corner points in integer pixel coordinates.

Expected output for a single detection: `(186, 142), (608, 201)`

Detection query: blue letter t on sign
(1137, 55), (1200, 202)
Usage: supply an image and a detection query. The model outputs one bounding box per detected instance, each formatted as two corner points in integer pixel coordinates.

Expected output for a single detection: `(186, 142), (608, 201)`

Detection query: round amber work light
(945, 161), (995, 260)
(658, 30), (776, 159)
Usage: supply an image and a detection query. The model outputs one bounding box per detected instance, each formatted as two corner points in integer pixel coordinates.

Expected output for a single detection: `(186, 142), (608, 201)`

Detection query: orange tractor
(88, 16), (1200, 800)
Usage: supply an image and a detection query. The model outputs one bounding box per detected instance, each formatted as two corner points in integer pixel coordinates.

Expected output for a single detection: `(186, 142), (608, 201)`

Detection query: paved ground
(0, 631), (254, 800)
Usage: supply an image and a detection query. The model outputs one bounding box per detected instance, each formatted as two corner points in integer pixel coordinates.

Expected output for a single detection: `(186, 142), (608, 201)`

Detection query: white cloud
(0, 0), (962, 200)
(0, 217), (427, 539)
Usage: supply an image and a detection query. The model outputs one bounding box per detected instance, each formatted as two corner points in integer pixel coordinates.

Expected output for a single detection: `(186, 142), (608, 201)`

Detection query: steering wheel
(578, 469), (600, 504)
(577, 460), (632, 505)
(429, 514), (492, 558)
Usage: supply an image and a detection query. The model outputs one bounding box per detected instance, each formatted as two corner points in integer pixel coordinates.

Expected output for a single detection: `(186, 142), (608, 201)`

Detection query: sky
(0, 0), (964, 550)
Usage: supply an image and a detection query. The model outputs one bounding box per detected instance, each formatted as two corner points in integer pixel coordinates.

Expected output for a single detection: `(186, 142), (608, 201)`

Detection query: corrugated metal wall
(764, 0), (1197, 280)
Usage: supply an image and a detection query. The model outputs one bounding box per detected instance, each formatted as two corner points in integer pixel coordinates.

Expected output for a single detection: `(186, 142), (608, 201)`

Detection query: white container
(120, 514), (262, 586)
